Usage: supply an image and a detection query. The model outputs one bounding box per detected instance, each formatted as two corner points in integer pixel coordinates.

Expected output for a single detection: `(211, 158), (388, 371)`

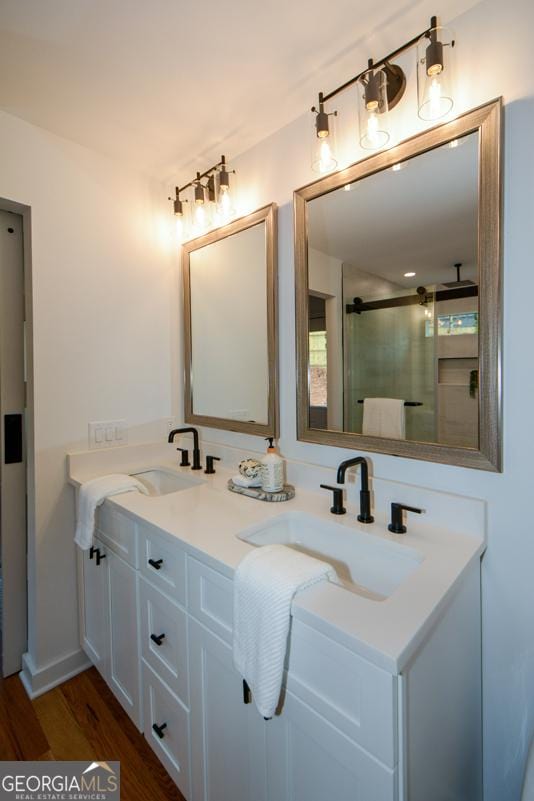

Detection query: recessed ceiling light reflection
(392, 162), (405, 172)
(343, 183), (351, 191)
(404, 271), (416, 277)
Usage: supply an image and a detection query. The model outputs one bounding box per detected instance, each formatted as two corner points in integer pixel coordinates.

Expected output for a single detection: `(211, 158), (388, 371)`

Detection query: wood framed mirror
(294, 99), (502, 470)
(183, 203), (278, 436)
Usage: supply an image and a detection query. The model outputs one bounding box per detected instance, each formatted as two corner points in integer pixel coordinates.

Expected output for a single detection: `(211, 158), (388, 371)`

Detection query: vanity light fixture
(417, 17), (455, 120)
(169, 155), (237, 241)
(310, 15), (455, 155)
(404, 271), (416, 277)
(311, 93), (338, 173)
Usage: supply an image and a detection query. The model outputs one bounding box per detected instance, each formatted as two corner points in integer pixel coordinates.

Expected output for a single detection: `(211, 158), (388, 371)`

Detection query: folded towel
(74, 474), (149, 550)
(232, 473), (262, 488)
(362, 397), (406, 440)
(233, 544), (337, 718)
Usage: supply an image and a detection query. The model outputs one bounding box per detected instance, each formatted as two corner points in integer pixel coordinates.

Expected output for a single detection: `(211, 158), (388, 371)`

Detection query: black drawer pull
(243, 679), (251, 704)
(150, 633), (166, 647)
(148, 558), (163, 570)
(89, 546), (96, 560)
(95, 548), (106, 566)
(152, 722), (167, 739)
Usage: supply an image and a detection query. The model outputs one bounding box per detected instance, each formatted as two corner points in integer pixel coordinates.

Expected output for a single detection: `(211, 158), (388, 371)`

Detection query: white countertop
(68, 443), (485, 674)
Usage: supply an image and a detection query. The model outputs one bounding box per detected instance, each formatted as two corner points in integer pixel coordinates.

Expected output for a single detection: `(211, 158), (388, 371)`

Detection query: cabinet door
(266, 691), (397, 801)
(107, 549), (141, 729)
(189, 619), (266, 801)
(81, 545), (110, 680)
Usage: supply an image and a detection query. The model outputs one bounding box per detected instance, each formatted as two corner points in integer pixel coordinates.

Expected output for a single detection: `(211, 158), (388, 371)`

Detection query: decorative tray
(227, 478), (295, 502)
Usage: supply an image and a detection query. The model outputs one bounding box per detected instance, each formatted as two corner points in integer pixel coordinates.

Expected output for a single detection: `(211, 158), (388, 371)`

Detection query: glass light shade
(417, 26), (455, 121)
(358, 67), (390, 151)
(311, 109), (338, 174)
(175, 201), (191, 243)
(215, 168), (236, 225)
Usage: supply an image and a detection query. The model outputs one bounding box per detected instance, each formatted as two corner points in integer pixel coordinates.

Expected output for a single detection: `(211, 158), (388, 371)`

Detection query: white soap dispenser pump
(261, 437), (285, 493)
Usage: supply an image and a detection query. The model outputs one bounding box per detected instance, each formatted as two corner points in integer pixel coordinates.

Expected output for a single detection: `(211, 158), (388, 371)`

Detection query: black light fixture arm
(316, 16), (444, 106)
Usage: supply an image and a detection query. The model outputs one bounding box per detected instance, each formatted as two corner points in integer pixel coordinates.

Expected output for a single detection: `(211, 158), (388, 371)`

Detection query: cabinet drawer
(142, 660), (191, 800)
(187, 557), (233, 644)
(96, 502), (138, 567)
(140, 577), (189, 706)
(139, 526), (186, 606)
(287, 620), (397, 768)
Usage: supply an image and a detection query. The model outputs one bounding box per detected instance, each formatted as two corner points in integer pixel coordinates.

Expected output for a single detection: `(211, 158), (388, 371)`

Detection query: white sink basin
(237, 511), (423, 601)
(131, 468), (204, 497)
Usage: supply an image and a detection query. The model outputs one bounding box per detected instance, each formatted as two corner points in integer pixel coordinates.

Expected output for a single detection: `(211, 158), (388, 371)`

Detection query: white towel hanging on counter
(74, 473), (149, 550)
(233, 544), (337, 719)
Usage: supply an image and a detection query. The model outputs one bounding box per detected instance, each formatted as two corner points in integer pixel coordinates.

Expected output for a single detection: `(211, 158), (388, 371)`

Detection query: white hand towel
(233, 544), (337, 718)
(362, 397), (406, 440)
(74, 474), (149, 550)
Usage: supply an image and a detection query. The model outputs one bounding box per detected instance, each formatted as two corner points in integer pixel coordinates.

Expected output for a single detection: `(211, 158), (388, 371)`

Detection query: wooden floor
(0, 666), (186, 801)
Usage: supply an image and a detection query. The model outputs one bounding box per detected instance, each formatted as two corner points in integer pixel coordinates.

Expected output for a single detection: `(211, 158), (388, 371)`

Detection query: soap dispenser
(261, 437), (285, 493)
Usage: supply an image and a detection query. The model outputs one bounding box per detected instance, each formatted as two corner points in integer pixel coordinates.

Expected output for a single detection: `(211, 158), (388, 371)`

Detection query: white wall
(0, 112), (177, 676)
(188, 0), (534, 798)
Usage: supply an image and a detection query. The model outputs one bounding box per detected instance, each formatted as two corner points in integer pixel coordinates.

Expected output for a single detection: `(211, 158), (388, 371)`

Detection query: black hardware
(205, 455), (221, 475)
(148, 558), (163, 570)
(176, 447), (190, 467)
(336, 457), (374, 524)
(357, 400), (423, 407)
(168, 155), (235, 213)
(152, 722), (168, 739)
(168, 427), (202, 470)
(346, 285), (477, 315)
(95, 548), (106, 566)
(243, 679), (251, 704)
(150, 633), (166, 647)
(320, 484), (346, 515)
(388, 502), (423, 534)
(4, 413), (23, 464)
(89, 546), (96, 560)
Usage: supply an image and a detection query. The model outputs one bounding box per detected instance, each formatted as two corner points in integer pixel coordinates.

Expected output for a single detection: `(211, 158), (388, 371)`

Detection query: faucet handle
(176, 447), (190, 467)
(320, 484), (346, 516)
(388, 502), (423, 534)
(205, 455), (221, 475)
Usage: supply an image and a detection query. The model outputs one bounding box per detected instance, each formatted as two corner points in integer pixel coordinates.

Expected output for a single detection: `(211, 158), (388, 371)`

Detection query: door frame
(0, 197), (34, 676)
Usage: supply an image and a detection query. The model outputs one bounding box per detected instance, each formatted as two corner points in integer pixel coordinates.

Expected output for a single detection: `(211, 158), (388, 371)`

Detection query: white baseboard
(19, 648), (91, 699)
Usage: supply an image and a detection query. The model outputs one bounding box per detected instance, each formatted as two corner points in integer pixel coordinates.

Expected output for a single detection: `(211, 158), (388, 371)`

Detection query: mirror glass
(306, 132), (480, 449)
(189, 223), (268, 422)
(183, 203), (277, 436)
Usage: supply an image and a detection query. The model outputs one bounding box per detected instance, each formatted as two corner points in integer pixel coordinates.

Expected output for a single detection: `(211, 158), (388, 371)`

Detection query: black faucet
(336, 456), (374, 524)
(168, 427), (202, 470)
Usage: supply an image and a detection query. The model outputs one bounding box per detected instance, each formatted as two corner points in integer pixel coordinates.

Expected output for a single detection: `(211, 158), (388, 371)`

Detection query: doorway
(0, 208), (28, 676)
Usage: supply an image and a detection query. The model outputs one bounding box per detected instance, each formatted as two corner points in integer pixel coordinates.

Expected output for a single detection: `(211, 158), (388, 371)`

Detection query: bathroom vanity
(69, 445), (484, 801)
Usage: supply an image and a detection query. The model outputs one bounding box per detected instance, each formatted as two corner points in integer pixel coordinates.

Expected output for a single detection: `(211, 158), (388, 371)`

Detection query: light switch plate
(89, 419), (128, 449)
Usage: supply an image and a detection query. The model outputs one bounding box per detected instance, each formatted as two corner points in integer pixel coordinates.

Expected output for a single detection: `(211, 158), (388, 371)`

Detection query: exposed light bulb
(318, 139), (335, 173)
(217, 186), (234, 223)
(193, 203), (206, 233)
(367, 112), (380, 147)
(429, 77), (442, 117)
(175, 216), (184, 243)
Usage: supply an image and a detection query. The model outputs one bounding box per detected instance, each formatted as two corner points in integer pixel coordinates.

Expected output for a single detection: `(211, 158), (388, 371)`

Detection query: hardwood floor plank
(0, 674), (49, 760)
(33, 686), (94, 762)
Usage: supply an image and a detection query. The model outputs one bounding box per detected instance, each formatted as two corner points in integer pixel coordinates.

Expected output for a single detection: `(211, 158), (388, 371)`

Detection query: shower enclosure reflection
(306, 132), (479, 448)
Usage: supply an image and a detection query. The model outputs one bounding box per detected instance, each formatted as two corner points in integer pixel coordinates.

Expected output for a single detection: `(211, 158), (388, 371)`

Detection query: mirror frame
(294, 98), (502, 471)
(182, 203), (278, 436)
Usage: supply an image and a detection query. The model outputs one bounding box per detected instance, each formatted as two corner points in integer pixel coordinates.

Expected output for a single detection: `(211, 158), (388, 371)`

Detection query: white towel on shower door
(233, 544), (337, 719)
(74, 473), (149, 550)
(362, 397), (406, 439)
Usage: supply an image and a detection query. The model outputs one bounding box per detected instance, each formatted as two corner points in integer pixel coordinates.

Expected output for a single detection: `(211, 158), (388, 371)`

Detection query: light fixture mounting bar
(175, 155), (228, 196)
(319, 17), (438, 105)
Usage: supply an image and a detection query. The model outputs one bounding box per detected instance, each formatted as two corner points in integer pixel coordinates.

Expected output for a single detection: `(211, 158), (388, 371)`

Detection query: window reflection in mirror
(306, 132), (479, 448)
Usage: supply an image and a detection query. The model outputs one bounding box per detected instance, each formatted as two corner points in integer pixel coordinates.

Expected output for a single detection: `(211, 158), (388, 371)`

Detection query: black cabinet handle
(95, 548), (106, 566)
(150, 633), (166, 647)
(89, 546), (96, 560)
(152, 722), (167, 739)
(148, 558), (163, 570)
(243, 679), (251, 704)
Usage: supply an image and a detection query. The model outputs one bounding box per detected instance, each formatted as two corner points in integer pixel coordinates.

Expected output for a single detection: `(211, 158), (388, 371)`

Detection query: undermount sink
(237, 511), (423, 601)
(131, 468), (204, 497)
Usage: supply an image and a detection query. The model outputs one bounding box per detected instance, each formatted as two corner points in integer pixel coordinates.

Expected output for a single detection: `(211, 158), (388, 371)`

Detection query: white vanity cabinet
(78, 501), (482, 801)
